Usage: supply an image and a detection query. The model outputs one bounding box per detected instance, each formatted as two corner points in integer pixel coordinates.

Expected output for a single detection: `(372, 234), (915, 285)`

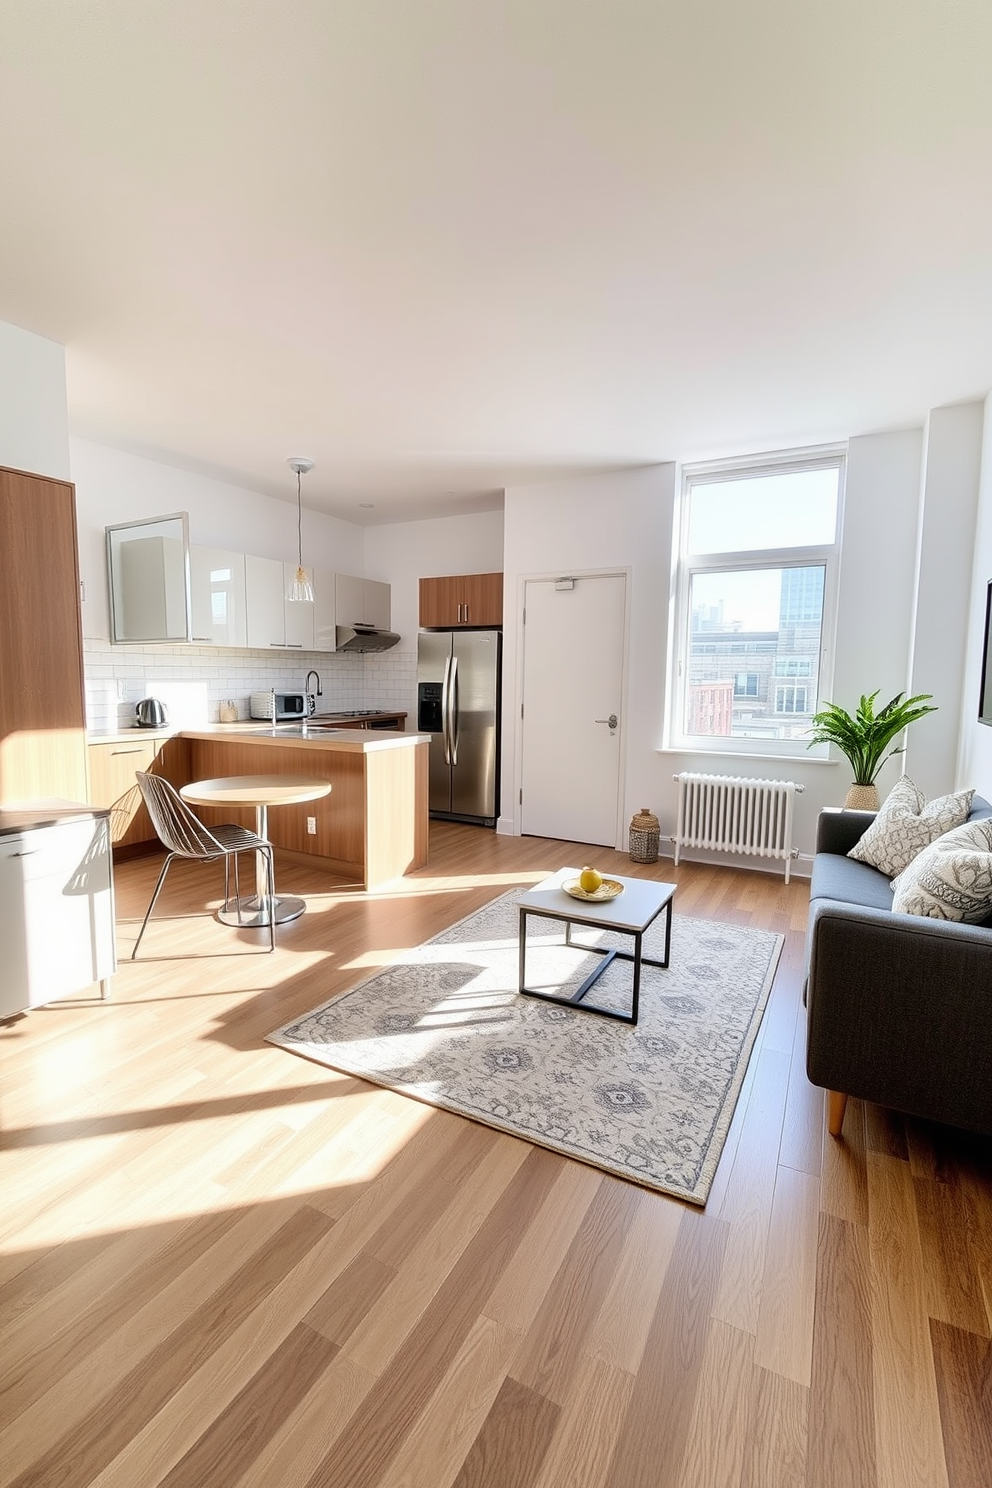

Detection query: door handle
(595, 714), (619, 730)
(448, 656), (459, 765)
(441, 654), (453, 765)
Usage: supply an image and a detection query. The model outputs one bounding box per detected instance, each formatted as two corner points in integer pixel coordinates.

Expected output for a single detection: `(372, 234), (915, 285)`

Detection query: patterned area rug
(268, 891), (783, 1205)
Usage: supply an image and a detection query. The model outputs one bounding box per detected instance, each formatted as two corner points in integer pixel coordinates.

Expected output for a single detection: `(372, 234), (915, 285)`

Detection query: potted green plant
(807, 690), (938, 809)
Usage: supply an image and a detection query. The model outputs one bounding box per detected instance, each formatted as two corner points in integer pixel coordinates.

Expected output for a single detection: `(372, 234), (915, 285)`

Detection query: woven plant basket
(628, 807), (661, 863)
(844, 783), (880, 811)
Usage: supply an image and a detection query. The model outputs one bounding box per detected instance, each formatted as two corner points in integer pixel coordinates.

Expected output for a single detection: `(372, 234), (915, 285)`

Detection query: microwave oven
(249, 691), (309, 721)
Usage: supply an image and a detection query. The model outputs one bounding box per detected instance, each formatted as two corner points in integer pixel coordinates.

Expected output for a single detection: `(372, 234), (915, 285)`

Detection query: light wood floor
(1, 824), (990, 1488)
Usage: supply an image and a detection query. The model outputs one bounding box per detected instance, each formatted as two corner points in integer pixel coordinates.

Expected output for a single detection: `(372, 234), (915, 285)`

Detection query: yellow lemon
(579, 865), (603, 893)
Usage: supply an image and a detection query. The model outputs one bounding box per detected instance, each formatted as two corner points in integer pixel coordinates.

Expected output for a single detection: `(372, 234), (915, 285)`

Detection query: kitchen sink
(266, 722), (348, 736)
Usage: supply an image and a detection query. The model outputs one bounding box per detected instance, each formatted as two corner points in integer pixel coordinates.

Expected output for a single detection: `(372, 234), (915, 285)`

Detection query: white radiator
(672, 772), (804, 882)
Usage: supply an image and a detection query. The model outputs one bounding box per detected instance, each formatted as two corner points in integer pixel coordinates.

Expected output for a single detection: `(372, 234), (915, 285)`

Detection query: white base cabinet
(0, 815), (116, 1018)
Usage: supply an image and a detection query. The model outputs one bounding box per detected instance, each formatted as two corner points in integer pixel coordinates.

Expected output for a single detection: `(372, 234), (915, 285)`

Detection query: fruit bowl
(562, 877), (624, 902)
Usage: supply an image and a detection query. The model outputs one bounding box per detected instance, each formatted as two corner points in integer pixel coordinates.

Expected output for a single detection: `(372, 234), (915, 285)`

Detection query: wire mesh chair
(131, 771), (276, 957)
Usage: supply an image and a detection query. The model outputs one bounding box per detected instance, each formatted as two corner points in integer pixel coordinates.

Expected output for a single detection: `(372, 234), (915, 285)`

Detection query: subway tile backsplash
(83, 640), (419, 732)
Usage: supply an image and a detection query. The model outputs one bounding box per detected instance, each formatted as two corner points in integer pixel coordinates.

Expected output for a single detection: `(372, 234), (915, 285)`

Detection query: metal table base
(518, 883), (675, 1027)
(217, 893), (307, 928)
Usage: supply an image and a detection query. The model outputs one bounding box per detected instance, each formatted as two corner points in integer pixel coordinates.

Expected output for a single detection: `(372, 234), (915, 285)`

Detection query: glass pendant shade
(287, 565), (314, 603)
(286, 457), (314, 602)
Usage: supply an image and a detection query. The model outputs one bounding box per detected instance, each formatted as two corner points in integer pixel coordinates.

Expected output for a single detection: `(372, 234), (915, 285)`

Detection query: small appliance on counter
(249, 691), (308, 721)
(135, 698), (168, 728)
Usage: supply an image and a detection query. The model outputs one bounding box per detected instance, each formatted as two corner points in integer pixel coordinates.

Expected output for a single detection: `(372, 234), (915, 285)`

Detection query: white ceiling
(1, 2), (991, 525)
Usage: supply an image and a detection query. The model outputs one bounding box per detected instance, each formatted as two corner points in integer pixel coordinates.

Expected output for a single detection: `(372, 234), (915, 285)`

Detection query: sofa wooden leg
(827, 1090), (848, 1138)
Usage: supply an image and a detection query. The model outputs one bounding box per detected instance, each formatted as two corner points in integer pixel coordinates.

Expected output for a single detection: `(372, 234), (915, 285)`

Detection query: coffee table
(517, 868), (676, 1026)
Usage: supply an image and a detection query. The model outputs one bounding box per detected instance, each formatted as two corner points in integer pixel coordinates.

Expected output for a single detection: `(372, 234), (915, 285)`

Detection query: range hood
(335, 623), (401, 653)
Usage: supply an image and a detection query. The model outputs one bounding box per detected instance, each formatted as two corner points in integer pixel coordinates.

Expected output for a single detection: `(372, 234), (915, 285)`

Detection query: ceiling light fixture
(286, 457), (314, 602)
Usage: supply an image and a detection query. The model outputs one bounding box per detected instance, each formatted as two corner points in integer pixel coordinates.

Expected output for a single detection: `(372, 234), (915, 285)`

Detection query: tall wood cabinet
(0, 466), (88, 805)
(419, 572), (503, 628)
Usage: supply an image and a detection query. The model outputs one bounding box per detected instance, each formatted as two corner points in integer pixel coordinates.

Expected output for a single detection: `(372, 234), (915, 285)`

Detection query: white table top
(180, 775), (331, 809)
(518, 867), (676, 932)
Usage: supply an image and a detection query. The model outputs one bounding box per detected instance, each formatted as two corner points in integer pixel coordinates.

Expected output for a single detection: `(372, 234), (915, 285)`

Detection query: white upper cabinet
(365, 578), (391, 630)
(245, 555), (286, 648)
(283, 562), (315, 650)
(334, 573), (365, 628)
(335, 574), (391, 630)
(244, 554), (315, 650)
(189, 545), (247, 647)
(312, 567), (337, 652)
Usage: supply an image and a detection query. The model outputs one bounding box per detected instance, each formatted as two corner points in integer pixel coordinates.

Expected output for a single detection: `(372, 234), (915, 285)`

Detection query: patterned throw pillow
(848, 777), (975, 877)
(890, 818), (992, 921)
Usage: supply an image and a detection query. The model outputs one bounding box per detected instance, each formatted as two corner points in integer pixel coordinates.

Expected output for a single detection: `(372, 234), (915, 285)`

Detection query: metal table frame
(180, 775), (331, 928)
(517, 874), (676, 1027)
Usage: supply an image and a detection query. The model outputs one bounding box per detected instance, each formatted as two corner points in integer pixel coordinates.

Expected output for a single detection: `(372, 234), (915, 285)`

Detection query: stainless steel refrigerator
(417, 629), (501, 826)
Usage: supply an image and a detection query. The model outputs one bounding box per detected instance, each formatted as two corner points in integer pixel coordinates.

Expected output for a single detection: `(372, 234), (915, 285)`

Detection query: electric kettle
(135, 698), (168, 728)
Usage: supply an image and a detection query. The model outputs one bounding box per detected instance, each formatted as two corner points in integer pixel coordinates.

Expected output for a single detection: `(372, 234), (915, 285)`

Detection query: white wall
(957, 393), (992, 793)
(0, 319), (70, 480)
(71, 437), (364, 642)
(501, 427), (979, 867)
(906, 401), (985, 795)
(829, 428), (926, 803)
(501, 465), (675, 839)
(69, 437), (504, 730)
(365, 508), (504, 651)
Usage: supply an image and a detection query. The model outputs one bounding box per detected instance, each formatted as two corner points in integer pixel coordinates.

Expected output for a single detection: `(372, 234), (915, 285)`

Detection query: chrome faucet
(305, 670), (322, 715)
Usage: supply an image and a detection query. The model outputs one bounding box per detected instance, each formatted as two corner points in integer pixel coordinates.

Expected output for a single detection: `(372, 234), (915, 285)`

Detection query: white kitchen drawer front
(0, 817), (116, 1014)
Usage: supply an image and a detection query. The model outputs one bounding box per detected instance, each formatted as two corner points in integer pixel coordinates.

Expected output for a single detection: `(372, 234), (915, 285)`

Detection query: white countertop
(0, 798), (109, 836)
(87, 722), (426, 752)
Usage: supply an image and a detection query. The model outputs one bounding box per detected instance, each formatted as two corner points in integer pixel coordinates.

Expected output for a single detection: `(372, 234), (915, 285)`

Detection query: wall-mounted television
(979, 580), (992, 726)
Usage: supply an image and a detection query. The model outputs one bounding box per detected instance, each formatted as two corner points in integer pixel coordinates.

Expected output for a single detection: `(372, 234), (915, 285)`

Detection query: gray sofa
(805, 798), (992, 1139)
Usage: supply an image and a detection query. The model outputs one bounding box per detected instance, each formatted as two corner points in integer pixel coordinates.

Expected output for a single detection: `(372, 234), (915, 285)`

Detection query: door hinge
(519, 788), (523, 805)
(522, 607), (526, 625)
(79, 579), (86, 602)
(520, 703), (524, 719)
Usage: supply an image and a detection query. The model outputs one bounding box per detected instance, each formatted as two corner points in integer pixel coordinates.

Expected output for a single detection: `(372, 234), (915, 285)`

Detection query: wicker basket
(844, 783), (880, 811)
(628, 807), (661, 863)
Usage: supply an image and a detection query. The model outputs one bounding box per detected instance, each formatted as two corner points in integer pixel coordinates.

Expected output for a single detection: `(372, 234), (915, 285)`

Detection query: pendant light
(286, 457), (314, 602)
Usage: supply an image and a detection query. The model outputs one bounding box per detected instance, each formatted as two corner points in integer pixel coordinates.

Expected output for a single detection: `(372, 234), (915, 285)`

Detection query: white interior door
(520, 573), (626, 846)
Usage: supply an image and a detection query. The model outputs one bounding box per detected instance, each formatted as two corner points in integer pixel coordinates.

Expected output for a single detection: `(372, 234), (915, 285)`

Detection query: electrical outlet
(306, 816), (317, 835)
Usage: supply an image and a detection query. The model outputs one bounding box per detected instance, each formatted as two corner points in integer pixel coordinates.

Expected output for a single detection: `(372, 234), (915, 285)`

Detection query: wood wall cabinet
(87, 733), (189, 849)
(0, 466), (88, 806)
(419, 572), (503, 629)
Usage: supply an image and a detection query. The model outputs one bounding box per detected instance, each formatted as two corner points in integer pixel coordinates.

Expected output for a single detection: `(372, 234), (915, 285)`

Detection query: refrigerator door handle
(448, 655), (459, 765)
(441, 653), (453, 765)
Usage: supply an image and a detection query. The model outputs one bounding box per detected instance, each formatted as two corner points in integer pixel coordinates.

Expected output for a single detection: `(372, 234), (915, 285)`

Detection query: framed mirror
(106, 513), (192, 643)
(979, 580), (992, 726)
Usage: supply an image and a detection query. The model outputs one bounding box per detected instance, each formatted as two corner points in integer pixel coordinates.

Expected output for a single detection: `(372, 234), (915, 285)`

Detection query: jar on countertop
(628, 806), (661, 863)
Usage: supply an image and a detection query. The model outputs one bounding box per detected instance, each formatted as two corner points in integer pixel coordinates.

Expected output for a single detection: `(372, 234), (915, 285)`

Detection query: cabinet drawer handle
(112, 748), (145, 755)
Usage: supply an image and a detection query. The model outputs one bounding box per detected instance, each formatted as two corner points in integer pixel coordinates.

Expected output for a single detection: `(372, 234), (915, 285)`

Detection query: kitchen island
(180, 725), (429, 890)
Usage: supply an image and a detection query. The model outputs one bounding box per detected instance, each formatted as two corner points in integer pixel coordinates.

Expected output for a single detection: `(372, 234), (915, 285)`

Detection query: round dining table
(180, 774), (331, 927)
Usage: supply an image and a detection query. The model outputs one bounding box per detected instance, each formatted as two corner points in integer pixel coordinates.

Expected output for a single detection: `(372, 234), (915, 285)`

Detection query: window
(775, 684), (809, 713)
(774, 657), (812, 677)
(668, 449), (843, 756)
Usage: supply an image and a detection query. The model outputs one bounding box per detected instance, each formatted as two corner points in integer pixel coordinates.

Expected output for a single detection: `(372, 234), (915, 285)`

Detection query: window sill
(657, 746), (837, 767)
